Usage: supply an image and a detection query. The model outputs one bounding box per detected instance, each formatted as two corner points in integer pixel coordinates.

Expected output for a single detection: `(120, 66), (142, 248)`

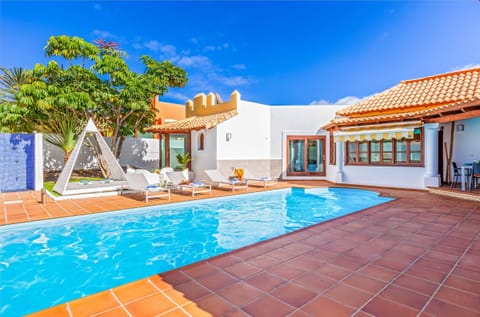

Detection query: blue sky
(1, 1), (480, 105)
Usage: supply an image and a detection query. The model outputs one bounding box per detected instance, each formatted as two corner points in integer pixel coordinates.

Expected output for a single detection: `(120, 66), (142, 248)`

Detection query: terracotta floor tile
(325, 283), (373, 308)
(343, 273), (386, 294)
(246, 271), (287, 292)
(208, 254), (239, 269)
(223, 261), (262, 279)
(301, 296), (355, 317)
(423, 298), (480, 317)
(92, 307), (130, 317)
(196, 269), (238, 291)
(217, 281), (263, 307)
(267, 261), (306, 280)
(182, 262), (218, 279)
(149, 275), (174, 291)
(243, 295), (295, 317)
(435, 285), (480, 312)
(182, 303), (213, 317)
(315, 263), (352, 280)
(196, 294), (237, 316)
(380, 285), (429, 310)
(446, 275), (480, 295)
(113, 279), (159, 304)
(285, 254), (325, 271)
(362, 296), (418, 317)
(405, 265), (448, 284)
(453, 267), (480, 282)
(271, 283), (317, 307)
(246, 254), (282, 269)
(68, 290), (119, 316)
(164, 288), (191, 306)
(174, 280), (212, 301)
(358, 264), (398, 282)
(292, 271), (338, 293)
(393, 274), (439, 296)
(161, 270), (191, 286)
(157, 308), (190, 317)
(125, 293), (177, 316)
(223, 309), (250, 317)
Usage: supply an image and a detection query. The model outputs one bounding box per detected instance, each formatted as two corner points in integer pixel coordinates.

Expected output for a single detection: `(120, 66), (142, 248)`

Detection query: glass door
(287, 136), (325, 176)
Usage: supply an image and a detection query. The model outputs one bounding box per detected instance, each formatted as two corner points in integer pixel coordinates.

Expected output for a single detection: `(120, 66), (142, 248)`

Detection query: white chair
(165, 172), (212, 197)
(241, 168), (278, 188)
(205, 170), (248, 191)
(125, 173), (170, 202)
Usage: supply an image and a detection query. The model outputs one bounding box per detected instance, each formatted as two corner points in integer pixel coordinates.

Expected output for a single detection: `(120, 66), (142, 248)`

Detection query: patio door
(287, 136), (326, 176)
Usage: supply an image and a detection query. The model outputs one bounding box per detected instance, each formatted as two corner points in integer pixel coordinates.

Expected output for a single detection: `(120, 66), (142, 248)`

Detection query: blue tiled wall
(0, 133), (35, 192)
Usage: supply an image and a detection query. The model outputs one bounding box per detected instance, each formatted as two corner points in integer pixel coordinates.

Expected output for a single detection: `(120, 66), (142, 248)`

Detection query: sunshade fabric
(333, 125), (419, 142)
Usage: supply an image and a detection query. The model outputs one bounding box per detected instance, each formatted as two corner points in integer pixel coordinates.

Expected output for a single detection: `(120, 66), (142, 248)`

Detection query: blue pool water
(0, 187), (392, 316)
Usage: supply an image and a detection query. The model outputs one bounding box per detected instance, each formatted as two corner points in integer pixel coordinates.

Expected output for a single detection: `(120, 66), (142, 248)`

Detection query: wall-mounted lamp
(456, 124), (464, 132)
(226, 132), (232, 142)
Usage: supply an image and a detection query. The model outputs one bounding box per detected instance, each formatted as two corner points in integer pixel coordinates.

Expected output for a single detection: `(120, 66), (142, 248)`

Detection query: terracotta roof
(145, 110), (237, 132)
(337, 68), (480, 117)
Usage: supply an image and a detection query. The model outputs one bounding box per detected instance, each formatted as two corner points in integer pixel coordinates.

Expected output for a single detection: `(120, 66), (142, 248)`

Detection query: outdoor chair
(205, 169), (248, 191)
(124, 173), (170, 202)
(236, 167), (278, 188)
(165, 171), (212, 197)
(470, 162), (480, 191)
(451, 161), (471, 189)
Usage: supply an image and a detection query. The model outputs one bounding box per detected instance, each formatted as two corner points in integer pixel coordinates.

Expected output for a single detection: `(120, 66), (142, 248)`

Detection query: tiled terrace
(2, 183), (480, 317)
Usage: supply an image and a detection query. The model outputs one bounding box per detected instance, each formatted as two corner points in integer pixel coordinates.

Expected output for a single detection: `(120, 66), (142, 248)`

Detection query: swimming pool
(0, 187), (392, 316)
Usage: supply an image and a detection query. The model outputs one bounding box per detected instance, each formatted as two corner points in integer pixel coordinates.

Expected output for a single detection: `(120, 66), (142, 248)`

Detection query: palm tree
(0, 67), (30, 102)
(44, 118), (82, 163)
(0, 67), (33, 132)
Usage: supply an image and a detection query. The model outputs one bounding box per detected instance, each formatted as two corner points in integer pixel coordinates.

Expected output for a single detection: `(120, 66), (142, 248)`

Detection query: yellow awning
(333, 122), (421, 142)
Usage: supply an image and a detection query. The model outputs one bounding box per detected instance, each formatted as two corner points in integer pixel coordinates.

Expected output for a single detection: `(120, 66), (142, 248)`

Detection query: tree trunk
(115, 136), (125, 159)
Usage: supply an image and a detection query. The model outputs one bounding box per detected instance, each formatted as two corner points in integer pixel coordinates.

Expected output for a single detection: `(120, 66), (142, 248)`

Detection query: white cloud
(211, 74), (252, 87)
(92, 29), (117, 39)
(309, 99), (330, 105)
(165, 92), (189, 102)
(454, 63), (480, 71)
(310, 96), (366, 106)
(203, 42), (231, 52)
(177, 55), (212, 69)
(93, 3), (102, 10)
(232, 64), (246, 70)
(191, 37), (199, 44)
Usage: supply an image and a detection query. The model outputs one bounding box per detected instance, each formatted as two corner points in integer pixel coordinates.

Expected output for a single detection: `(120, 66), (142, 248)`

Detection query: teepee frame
(53, 118), (127, 195)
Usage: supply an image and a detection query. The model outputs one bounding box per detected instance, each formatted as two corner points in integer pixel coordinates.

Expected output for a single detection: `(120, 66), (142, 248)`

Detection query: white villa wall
(270, 105), (347, 180)
(341, 165), (426, 189)
(451, 117), (480, 164)
(44, 136), (160, 172)
(216, 100), (271, 160)
(440, 117), (480, 182)
(191, 128), (217, 182)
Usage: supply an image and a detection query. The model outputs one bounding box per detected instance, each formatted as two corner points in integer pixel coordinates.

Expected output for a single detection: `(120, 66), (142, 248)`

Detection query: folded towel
(191, 182), (204, 187)
(146, 185), (160, 189)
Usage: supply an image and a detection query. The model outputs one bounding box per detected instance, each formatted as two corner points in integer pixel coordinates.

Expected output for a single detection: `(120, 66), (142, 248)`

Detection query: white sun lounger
(205, 169), (248, 191)
(166, 171), (212, 197)
(124, 173), (170, 202)
(242, 168), (278, 188)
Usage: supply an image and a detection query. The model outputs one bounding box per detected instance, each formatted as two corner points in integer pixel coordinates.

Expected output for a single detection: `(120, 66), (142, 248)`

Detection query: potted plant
(176, 153), (191, 170)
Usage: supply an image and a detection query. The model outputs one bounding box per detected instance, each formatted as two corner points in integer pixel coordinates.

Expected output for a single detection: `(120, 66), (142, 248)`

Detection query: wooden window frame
(286, 135), (326, 176)
(344, 129), (424, 167)
(329, 135), (336, 165)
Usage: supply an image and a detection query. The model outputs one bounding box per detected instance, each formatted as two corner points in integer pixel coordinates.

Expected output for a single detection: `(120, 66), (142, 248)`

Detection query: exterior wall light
(226, 132), (232, 141)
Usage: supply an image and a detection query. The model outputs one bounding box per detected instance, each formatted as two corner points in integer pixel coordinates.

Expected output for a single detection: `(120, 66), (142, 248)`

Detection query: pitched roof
(324, 68), (480, 130)
(145, 110), (237, 133)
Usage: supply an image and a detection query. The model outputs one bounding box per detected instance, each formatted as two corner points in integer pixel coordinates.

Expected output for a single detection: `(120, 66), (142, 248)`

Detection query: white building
(147, 67), (480, 190)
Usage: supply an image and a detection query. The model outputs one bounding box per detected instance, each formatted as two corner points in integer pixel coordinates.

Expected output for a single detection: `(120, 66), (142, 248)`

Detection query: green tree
(14, 35), (188, 158)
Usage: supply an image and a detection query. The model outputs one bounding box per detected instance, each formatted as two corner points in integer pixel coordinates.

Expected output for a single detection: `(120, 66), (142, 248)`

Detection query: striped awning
(333, 122), (422, 142)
